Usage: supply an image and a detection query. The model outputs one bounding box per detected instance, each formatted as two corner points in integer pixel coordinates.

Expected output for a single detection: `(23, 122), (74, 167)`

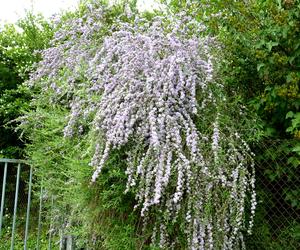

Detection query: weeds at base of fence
(0, 229), (50, 250)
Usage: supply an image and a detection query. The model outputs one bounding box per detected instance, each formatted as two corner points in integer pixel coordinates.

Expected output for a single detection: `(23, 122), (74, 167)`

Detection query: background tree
(0, 12), (53, 158)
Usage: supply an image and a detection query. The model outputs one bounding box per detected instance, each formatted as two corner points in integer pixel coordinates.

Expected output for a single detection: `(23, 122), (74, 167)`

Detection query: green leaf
(257, 63), (265, 72)
(286, 111), (295, 119)
(264, 127), (277, 137)
(287, 156), (300, 168)
(266, 41), (279, 52)
(276, 0), (282, 9)
(292, 145), (300, 154)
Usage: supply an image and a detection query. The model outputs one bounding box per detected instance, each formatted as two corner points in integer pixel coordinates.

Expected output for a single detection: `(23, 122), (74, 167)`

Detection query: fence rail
(0, 159), (25, 163)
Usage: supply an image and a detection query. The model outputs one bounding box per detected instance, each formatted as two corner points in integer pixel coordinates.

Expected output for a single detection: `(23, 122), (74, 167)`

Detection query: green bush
(20, 1), (260, 249)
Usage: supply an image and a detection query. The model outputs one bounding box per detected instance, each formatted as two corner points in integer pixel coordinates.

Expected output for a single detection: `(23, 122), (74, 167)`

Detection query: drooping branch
(29, 5), (256, 249)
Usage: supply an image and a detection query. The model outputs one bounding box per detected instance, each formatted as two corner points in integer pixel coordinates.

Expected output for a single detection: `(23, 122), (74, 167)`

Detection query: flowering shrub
(28, 3), (256, 249)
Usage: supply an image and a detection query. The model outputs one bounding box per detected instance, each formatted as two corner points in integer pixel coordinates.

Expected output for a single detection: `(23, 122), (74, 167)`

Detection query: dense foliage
(0, 13), (53, 158)
(20, 1), (261, 249)
(167, 0), (300, 248)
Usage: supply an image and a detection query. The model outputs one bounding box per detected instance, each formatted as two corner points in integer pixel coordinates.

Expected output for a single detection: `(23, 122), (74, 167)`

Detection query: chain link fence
(247, 139), (300, 250)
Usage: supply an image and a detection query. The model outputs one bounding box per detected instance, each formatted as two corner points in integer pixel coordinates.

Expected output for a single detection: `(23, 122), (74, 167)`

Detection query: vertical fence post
(10, 163), (21, 250)
(0, 162), (8, 237)
(66, 235), (75, 250)
(36, 184), (43, 250)
(59, 235), (75, 250)
(48, 195), (54, 250)
(24, 165), (33, 250)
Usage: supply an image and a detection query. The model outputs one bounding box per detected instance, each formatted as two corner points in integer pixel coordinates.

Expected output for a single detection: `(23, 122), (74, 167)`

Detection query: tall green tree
(0, 13), (53, 158)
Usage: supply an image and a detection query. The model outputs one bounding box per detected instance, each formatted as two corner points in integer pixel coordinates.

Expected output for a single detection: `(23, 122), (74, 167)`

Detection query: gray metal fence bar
(10, 163), (21, 250)
(48, 195), (54, 250)
(0, 162), (8, 237)
(66, 235), (75, 250)
(0, 158), (24, 163)
(24, 165), (33, 250)
(36, 184), (43, 250)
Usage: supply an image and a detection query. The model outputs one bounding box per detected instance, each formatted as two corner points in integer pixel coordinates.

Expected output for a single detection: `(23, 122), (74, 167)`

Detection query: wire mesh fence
(247, 139), (300, 250)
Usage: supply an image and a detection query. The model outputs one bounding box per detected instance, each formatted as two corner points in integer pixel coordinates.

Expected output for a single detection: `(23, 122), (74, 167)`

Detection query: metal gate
(0, 158), (74, 250)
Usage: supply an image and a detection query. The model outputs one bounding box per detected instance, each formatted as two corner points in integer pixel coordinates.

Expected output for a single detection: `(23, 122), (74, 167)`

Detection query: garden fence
(0, 158), (74, 250)
(247, 139), (300, 250)
(0, 139), (299, 249)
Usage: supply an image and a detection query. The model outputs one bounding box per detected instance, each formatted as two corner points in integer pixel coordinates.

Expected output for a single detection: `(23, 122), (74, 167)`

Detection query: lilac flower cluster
(29, 4), (256, 249)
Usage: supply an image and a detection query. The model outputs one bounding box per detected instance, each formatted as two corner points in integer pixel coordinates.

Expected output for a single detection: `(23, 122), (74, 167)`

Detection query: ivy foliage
(202, 0), (300, 215)
(165, 0), (299, 138)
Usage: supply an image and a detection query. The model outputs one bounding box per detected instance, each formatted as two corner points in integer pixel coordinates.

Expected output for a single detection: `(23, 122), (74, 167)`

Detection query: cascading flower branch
(29, 4), (256, 249)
